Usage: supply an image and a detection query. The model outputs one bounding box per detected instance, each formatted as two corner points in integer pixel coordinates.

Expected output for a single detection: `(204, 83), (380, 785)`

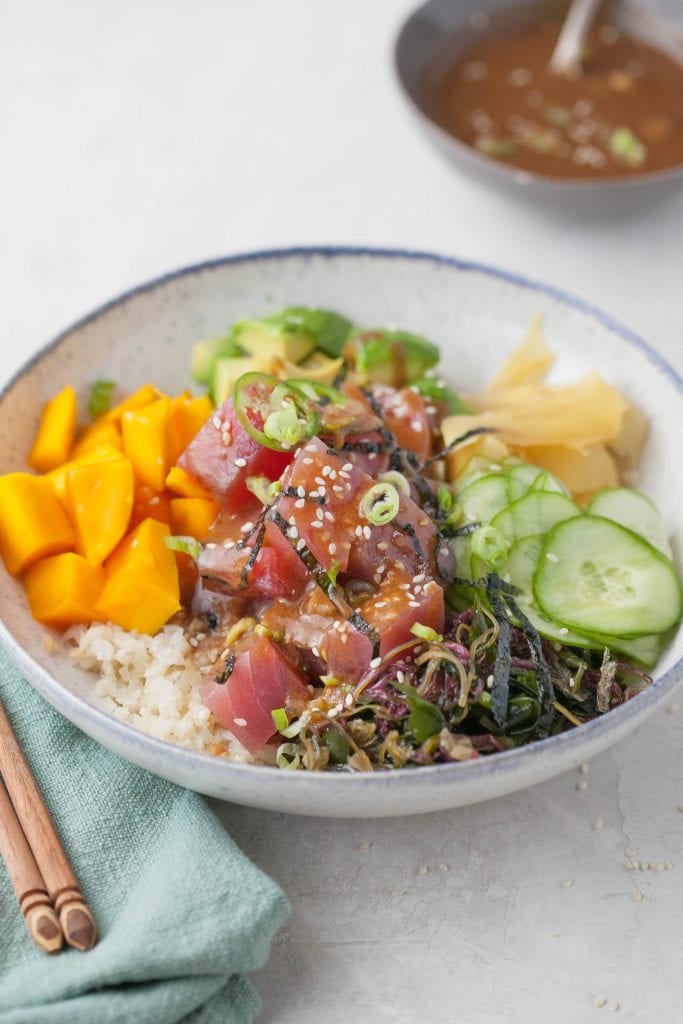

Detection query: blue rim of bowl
(1, 245), (682, 789)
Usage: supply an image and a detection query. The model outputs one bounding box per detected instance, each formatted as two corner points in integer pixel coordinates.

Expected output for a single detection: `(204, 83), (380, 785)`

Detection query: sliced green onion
(410, 622), (444, 643)
(360, 482), (400, 526)
(378, 470), (411, 496)
(471, 525), (509, 569)
(610, 127), (646, 167)
(271, 707), (289, 731)
(327, 558), (341, 585)
(276, 742), (301, 769)
(263, 400), (307, 449)
(164, 535), (202, 559)
(444, 502), (463, 528)
(437, 483), (453, 513)
(88, 379), (115, 417)
(246, 475), (281, 505)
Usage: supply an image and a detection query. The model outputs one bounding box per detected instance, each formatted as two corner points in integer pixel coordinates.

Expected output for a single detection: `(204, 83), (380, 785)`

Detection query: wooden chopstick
(0, 697), (97, 951)
(0, 776), (63, 954)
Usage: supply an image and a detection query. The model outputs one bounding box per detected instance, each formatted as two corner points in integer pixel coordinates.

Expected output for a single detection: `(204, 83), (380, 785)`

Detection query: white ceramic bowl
(1, 248), (681, 817)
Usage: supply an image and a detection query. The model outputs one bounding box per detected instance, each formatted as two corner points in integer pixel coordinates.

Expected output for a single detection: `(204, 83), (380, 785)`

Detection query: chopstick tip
(60, 904), (98, 951)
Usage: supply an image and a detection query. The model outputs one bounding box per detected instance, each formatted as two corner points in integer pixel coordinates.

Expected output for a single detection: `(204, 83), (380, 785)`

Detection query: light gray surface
(1, 1), (682, 1020)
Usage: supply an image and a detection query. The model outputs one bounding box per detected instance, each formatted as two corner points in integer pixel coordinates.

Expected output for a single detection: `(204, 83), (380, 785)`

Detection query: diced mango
(95, 518), (180, 635)
(103, 384), (162, 423)
(0, 474), (75, 575)
(165, 465), (213, 500)
(170, 497), (220, 539)
(130, 485), (173, 529)
(169, 394), (213, 462)
(24, 553), (104, 627)
(71, 418), (123, 458)
(66, 458), (134, 566)
(47, 444), (125, 502)
(121, 396), (172, 492)
(27, 386), (78, 472)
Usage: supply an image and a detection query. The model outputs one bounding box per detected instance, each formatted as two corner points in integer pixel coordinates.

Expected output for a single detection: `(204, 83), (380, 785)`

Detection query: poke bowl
(0, 246), (681, 817)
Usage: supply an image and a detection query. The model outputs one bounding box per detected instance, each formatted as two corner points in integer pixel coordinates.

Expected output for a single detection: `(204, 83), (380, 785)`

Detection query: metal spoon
(549, 0), (603, 76)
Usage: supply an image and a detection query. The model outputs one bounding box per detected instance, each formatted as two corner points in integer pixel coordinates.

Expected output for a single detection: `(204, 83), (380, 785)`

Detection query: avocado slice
(191, 335), (244, 384)
(349, 329), (440, 386)
(232, 319), (315, 364)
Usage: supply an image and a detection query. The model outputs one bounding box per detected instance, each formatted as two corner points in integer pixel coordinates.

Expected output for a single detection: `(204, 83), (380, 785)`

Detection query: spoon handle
(549, 0), (603, 75)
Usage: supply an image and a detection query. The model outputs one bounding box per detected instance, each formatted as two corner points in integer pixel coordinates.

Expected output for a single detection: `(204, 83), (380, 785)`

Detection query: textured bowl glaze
(1, 247), (681, 816)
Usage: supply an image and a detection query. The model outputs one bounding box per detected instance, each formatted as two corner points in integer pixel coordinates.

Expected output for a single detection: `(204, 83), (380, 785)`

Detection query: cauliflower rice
(66, 622), (255, 762)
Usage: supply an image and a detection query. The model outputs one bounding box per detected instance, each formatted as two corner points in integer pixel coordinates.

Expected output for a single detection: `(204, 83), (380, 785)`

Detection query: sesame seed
(303, 457), (313, 465)
(397, 670), (405, 683)
(408, 601), (420, 608)
(206, 542), (216, 549)
(316, 508), (324, 520)
(322, 466), (331, 477)
(312, 646), (320, 657)
(377, 542), (388, 551)
(592, 818), (604, 831)
(339, 471), (351, 480)
(375, 601), (387, 608)
(414, 585), (422, 594)
(363, 525), (371, 539)
(560, 879), (573, 889)
(609, 1000), (619, 1012)
(305, 444), (317, 452)
(325, 511), (334, 522)
(399, 583), (411, 590)
(579, 763), (588, 774)
(235, 457), (247, 468)
(212, 416), (222, 429)
(486, 674), (494, 685)
(327, 707), (338, 718)
(297, 485), (306, 497)
(631, 891), (643, 902)
(223, 540), (235, 549)
(310, 490), (320, 498)
(234, 717), (247, 727)
(288, 516), (296, 525)
(355, 525), (362, 537)
(546, 552), (559, 563)
(296, 539), (305, 551)
(413, 573), (425, 583)
(345, 693), (353, 706)
(373, 574), (382, 584)
(594, 996), (606, 1008)
(340, 634), (348, 644)
(240, 521), (254, 533)
(342, 463), (353, 472)
(149, 496), (160, 506)
(288, 526), (298, 538)
(333, 485), (344, 493)
(311, 521), (323, 529)
(438, 863), (449, 872)
(559, 627), (569, 635)
(377, 564), (385, 574)
(329, 542), (336, 554)
(417, 866), (429, 876)
(368, 452), (377, 460)
(370, 657), (381, 668)
(576, 780), (588, 791)
(295, 498), (305, 508)
(329, 469), (337, 479)
(315, 477), (325, 486)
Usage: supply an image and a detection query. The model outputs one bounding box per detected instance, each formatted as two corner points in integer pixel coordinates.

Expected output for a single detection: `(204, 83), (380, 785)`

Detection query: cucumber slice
(458, 473), (527, 525)
(534, 515), (683, 638)
(502, 536), (663, 665)
(528, 470), (568, 496)
(503, 462), (544, 489)
(455, 455), (505, 491)
(491, 491), (580, 544)
(587, 487), (673, 558)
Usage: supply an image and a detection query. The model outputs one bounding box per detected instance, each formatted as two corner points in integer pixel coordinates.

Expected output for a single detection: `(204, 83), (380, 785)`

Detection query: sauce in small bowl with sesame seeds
(422, 15), (683, 179)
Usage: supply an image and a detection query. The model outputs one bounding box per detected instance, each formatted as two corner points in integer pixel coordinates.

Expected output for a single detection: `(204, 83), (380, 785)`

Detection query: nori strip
(394, 519), (429, 574)
(505, 594), (555, 728)
(215, 653), (235, 685)
(489, 590), (513, 728)
(240, 525), (266, 588)
(423, 426), (496, 467)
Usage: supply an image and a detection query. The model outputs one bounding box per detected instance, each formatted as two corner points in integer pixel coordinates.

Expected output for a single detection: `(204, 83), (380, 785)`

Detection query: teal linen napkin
(0, 652), (289, 1024)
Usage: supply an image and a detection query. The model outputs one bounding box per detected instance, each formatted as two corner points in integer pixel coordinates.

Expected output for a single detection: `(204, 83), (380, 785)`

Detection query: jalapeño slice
(233, 372), (321, 452)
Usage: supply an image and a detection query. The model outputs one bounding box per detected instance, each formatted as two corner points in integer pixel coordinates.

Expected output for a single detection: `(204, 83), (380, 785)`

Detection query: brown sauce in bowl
(423, 17), (683, 179)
